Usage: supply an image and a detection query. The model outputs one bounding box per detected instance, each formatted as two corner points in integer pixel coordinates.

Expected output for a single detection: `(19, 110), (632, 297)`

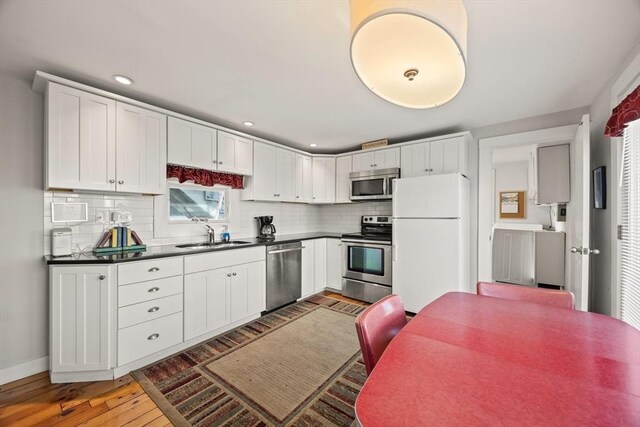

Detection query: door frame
(478, 125), (578, 283)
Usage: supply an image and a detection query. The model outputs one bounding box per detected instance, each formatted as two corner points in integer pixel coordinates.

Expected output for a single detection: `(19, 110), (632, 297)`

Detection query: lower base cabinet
(184, 261), (265, 341)
(326, 238), (342, 291)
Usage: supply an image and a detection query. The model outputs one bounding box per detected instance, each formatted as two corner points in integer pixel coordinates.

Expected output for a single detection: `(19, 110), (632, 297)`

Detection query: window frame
(167, 182), (229, 224)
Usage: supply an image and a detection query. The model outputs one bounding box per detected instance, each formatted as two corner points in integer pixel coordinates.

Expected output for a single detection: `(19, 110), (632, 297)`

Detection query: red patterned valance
(167, 164), (244, 189)
(605, 85), (640, 137)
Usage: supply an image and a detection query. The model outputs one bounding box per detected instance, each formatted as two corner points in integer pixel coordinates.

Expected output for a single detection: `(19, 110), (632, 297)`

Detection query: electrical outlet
(95, 210), (107, 224)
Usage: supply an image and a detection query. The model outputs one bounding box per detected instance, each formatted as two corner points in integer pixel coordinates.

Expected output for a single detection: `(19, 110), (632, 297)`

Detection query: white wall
(0, 73), (48, 374)
(320, 201), (392, 233)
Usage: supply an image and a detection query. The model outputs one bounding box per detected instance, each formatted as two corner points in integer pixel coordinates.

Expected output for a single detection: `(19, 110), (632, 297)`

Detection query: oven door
(350, 176), (388, 200)
(342, 239), (392, 286)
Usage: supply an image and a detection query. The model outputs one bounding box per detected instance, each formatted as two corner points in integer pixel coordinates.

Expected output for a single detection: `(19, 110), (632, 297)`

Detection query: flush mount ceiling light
(310, 144), (318, 147)
(243, 121), (254, 127)
(350, 0), (467, 109)
(112, 74), (134, 85)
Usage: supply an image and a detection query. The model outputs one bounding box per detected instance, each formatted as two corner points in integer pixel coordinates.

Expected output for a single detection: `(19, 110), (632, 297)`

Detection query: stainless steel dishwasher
(266, 241), (302, 311)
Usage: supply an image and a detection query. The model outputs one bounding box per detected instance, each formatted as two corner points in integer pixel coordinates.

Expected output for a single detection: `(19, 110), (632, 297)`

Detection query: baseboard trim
(0, 356), (49, 385)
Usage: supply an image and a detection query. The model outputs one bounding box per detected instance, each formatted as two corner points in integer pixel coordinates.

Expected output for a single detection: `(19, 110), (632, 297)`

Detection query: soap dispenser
(221, 226), (230, 243)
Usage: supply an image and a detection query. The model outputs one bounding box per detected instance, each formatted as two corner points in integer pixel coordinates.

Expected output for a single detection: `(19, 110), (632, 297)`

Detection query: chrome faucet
(203, 224), (215, 244)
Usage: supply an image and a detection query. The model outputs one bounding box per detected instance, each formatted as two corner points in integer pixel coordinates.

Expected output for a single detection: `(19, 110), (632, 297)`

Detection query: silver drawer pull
(147, 333), (160, 340)
(148, 306), (160, 313)
(148, 287), (160, 293)
(148, 267), (160, 272)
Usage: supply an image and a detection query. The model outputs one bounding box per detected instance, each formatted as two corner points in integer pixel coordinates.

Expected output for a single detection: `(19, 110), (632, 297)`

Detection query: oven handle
(341, 239), (391, 247)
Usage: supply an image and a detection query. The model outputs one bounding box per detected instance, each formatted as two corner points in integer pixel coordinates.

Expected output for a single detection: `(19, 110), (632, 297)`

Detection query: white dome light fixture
(349, 0), (467, 109)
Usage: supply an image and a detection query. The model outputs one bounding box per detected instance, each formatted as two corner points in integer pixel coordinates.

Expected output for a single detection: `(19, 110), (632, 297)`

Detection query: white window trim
(610, 51), (640, 319)
(153, 179), (233, 240)
(167, 181), (229, 224)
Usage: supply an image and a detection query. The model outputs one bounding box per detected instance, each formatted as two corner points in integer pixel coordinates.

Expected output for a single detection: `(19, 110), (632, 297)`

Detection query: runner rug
(133, 294), (368, 426)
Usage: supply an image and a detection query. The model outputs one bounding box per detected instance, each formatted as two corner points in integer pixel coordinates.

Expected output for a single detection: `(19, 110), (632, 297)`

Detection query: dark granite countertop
(45, 232), (343, 265)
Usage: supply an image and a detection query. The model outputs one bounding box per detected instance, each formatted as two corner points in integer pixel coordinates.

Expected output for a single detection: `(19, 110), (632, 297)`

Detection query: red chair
(476, 281), (575, 309)
(355, 294), (408, 375)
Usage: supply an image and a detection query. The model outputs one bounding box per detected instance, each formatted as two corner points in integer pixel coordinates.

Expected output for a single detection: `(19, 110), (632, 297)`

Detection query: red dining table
(355, 292), (640, 426)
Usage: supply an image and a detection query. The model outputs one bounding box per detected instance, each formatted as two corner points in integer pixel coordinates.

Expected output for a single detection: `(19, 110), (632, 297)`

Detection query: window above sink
(168, 184), (228, 223)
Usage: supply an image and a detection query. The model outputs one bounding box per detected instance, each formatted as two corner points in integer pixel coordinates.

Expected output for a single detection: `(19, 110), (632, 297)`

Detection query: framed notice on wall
(499, 191), (526, 219)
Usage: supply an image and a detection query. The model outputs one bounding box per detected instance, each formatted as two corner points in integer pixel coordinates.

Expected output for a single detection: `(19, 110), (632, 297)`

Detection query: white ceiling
(1, 0), (639, 153)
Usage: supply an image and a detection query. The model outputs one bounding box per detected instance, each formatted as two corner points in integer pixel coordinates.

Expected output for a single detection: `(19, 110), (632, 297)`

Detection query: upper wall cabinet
(167, 118), (253, 176)
(294, 154), (313, 203)
(45, 82), (166, 194)
(312, 157), (336, 203)
(242, 142), (295, 202)
(352, 147), (400, 172)
(400, 135), (468, 178)
(335, 155), (352, 204)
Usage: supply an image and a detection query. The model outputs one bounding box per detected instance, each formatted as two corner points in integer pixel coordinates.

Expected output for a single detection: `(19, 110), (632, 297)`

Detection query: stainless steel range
(341, 216), (392, 303)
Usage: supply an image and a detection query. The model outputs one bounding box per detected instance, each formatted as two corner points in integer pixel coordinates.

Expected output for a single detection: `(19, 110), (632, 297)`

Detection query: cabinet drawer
(184, 246), (265, 274)
(118, 276), (183, 307)
(118, 312), (183, 366)
(118, 294), (183, 329)
(118, 257), (183, 285)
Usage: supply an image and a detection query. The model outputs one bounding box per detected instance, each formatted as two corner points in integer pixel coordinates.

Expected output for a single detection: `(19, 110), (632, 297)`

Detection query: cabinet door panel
(167, 117), (216, 170)
(335, 156), (352, 203)
(430, 140), (446, 175)
(401, 143), (429, 177)
(252, 142), (277, 201)
(301, 240), (315, 297)
(51, 266), (114, 372)
(352, 152), (375, 172)
(314, 239), (327, 291)
(325, 239), (342, 290)
(302, 155), (313, 202)
(277, 149), (295, 202)
(234, 136), (253, 175)
(442, 140), (461, 173)
(47, 83), (116, 191)
(230, 261), (265, 322)
(375, 147), (400, 169)
(192, 127), (217, 168)
(217, 131), (236, 172)
(184, 268), (230, 341)
(116, 103), (166, 194)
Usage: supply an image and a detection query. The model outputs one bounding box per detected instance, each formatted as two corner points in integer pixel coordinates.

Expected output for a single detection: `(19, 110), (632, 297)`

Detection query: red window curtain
(605, 85), (640, 137)
(167, 164), (244, 189)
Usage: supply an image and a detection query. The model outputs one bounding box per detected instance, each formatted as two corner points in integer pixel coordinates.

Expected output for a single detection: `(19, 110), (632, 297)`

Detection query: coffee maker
(256, 216), (276, 240)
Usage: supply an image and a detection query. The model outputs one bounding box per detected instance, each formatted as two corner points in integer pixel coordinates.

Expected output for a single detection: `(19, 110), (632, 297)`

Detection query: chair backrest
(476, 281), (575, 309)
(355, 294), (408, 375)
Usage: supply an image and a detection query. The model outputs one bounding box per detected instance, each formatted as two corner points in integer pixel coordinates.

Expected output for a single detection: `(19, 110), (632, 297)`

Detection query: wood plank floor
(0, 292), (364, 426)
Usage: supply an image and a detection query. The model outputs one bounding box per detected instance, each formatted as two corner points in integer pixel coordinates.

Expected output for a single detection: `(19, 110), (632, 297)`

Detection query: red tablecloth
(355, 292), (640, 426)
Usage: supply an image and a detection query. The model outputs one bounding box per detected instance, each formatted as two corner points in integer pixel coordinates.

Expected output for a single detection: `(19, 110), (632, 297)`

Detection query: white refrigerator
(392, 173), (470, 313)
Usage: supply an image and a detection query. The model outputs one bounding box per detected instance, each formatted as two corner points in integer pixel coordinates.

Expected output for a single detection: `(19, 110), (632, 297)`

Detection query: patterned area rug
(133, 294), (368, 426)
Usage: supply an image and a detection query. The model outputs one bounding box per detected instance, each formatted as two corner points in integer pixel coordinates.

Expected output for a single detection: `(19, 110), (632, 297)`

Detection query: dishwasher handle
(267, 247), (304, 255)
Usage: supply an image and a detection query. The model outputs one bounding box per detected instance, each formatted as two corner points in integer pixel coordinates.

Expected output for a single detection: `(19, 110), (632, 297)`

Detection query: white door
(184, 268), (230, 340)
(116, 103), (167, 194)
(46, 83), (117, 192)
(314, 238), (327, 292)
(50, 266), (115, 372)
(393, 219), (461, 313)
(325, 239), (343, 290)
(230, 261), (266, 322)
(301, 240), (315, 297)
(374, 147), (400, 169)
(252, 142), (277, 201)
(216, 131), (237, 172)
(335, 156), (353, 203)
(567, 114), (592, 311)
(352, 151), (375, 172)
(276, 149), (296, 202)
(400, 143), (430, 178)
(167, 117), (217, 170)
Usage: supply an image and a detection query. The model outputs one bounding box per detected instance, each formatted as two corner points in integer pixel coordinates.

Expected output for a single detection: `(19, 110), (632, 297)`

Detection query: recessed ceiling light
(310, 144), (317, 147)
(243, 121), (254, 127)
(112, 75), (134, 85)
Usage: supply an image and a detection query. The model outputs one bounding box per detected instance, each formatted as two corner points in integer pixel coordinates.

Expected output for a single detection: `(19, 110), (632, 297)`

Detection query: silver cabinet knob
(227, 273), (232, 277)
(147, 333), (159, 340)
(212, 160), (218, 164)
(109, 179), (115, 183)
(296, 195), (300, 199)
(118, 180), (124, 184)
(98, 275), (105, 280)
(570, 247), (581, 253)
(148, 267), (160, 272)
(589, 248), (601, 255)
(148, 287), (160, 293)
(147, 306), (160, 313)
(232, 272), (237, 276)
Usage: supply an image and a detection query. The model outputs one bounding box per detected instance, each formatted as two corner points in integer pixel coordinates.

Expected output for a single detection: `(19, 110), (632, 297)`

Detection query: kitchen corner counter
(44, 232), (343, 265)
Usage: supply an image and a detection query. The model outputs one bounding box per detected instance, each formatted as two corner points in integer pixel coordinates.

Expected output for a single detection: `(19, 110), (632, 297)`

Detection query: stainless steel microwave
(349, 168), (400, 201)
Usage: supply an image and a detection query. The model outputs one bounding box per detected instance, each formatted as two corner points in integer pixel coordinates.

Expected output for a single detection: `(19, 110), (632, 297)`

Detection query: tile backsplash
(43, 190), (387, 255)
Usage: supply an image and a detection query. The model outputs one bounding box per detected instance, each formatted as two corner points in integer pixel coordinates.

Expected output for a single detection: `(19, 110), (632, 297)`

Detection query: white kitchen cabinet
(276, 148), (296, 202)
(116, 102), (167, 194)
(167, 116), (217, 170)
(325, 238), (343, 291)
(217, 131), (253, 176)
(400, 136), (468, 178)
(312, 157), (336, 203)
(46, 82), (117, 192)
(230, 261), (266, 322)
(301, 239), (315, 298)
(314, 238), (327, 292)
(50, 265), (115, 373)
(352, 147), (400, 172)
(184, 267), (230, 341)
(335, 156), (353, 203)
(294, 154), (313, 203)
